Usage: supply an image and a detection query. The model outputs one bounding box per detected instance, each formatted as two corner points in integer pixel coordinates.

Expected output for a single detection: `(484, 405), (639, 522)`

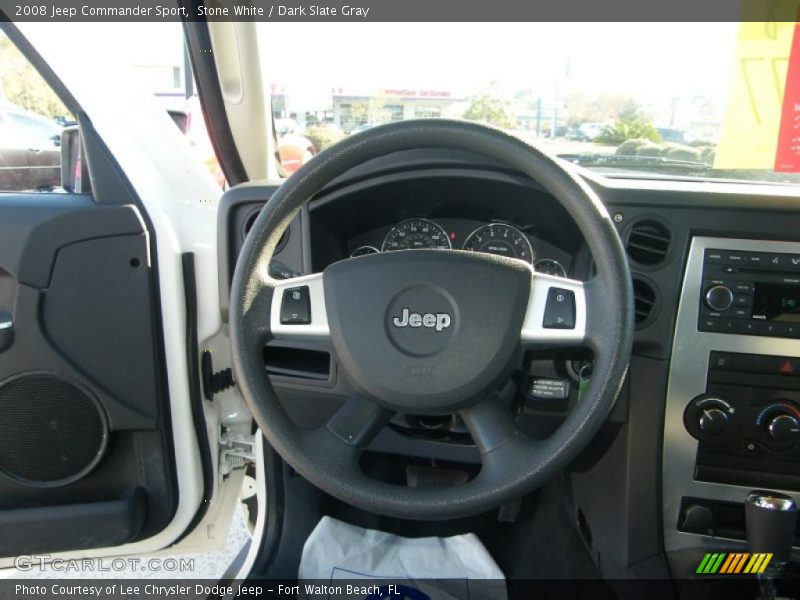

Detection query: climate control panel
(685, 395), (800, 448)
(683, 351), (800, 491)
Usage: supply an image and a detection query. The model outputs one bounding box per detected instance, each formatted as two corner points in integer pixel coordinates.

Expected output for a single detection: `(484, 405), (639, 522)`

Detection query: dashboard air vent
(243, 207), (288, 251)
(626, 219), (671, 266)
(243, 211), (260, 237)
(632, 278), (657, 326)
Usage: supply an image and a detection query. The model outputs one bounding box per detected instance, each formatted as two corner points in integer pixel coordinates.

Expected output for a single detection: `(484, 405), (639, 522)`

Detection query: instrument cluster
(348, 217), (570, 277)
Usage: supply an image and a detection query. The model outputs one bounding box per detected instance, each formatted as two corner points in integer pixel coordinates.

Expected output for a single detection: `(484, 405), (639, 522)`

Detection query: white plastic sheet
(298, 516), (506, 600)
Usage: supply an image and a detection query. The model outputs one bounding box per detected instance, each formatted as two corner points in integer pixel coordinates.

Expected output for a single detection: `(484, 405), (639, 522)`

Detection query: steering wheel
(230, 120), (633, 520)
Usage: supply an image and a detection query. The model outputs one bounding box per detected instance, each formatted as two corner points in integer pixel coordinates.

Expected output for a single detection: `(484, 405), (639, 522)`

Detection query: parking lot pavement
(8, 506), (251, 580)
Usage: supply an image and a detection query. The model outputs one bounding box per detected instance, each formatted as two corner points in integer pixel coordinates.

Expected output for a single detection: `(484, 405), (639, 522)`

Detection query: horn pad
(323, 250), (531, 414)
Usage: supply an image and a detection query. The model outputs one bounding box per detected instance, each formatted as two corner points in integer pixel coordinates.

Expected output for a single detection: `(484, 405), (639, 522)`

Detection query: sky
(6, 22), (743, 123)
(256, 22), (741, 109)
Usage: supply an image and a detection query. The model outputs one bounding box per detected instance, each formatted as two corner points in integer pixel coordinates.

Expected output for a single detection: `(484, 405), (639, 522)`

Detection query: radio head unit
(699, 248), (800, 338)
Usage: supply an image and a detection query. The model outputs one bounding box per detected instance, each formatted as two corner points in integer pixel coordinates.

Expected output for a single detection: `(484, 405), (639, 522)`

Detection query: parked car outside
(656, 127), (687, 144)
(578, 122), (607, 141)
(0, 102), (62, 190)
(565, 127), (589, 141)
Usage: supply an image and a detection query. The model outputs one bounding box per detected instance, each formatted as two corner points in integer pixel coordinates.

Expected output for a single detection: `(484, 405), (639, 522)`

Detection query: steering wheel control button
(543, 287), (576, 329)
(527, 377), (571, 400)
(280, 286), (311, 324)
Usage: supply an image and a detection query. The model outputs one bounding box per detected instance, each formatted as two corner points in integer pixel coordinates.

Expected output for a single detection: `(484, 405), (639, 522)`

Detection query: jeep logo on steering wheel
(392, 308), (452, 332)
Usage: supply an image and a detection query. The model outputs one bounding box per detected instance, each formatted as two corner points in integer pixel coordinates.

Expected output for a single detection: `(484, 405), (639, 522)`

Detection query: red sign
(775, 20), (800, 172)
(381, 89), (452, 99)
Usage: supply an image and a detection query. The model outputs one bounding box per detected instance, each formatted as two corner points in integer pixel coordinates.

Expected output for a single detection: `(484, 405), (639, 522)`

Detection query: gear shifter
(745, 490), (798, 600)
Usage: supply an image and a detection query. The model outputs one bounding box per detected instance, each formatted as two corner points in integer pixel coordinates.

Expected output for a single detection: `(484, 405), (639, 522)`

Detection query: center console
(663, 237), (800, 557)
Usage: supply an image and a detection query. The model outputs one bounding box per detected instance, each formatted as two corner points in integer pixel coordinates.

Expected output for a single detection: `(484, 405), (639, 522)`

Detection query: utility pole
(552, 78), (558, 139)
(536, 98), (542, 137)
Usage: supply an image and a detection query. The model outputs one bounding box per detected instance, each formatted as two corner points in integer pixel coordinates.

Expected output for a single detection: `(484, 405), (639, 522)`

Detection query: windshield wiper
(557, 152), (712, 172)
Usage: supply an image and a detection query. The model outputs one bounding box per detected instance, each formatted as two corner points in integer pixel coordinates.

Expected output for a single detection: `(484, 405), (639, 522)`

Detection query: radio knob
(699, 408), (729, 436)
(767, 414), (800, 444)
(705, 285), (734, 311)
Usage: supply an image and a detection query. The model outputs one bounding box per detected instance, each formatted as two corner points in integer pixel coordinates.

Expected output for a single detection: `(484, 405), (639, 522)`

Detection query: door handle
(0, 311), (13, 352)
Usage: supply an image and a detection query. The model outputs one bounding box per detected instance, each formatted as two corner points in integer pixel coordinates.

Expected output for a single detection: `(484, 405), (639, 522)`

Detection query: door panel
(42, 234), (161, 428)
(0, 194), (177, 556)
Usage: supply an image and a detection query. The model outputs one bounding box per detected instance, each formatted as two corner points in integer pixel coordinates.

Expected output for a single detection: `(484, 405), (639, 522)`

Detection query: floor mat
(480, 478), (604, 580)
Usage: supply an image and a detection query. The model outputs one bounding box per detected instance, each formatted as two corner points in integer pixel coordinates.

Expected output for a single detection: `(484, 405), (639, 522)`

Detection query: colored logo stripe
(719, 553), (737, 573)
(696, 553), (713, 573)
(730, 553), (748, 573)
(697, 553), (725, 573)
(697, 553), (774, 574)
(745, 553), (773, 574)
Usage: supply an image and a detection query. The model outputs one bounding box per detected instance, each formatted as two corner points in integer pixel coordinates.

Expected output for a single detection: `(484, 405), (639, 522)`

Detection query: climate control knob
(705, 285), (734, 311)
(685, 395), (734, 440)
(767, 414), (800, 444)
(699, 408), (729, 436)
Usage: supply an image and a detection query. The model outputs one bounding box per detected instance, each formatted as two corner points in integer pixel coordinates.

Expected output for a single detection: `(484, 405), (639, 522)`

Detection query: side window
(0, 33), (74, 193)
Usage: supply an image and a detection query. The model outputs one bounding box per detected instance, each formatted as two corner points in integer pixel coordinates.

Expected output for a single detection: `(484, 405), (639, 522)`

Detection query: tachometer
(382, 219), (452, 252)
(462, 223), (534, 264)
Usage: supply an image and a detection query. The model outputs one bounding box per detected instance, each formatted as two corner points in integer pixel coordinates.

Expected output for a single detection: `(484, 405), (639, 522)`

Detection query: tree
(564, 92), (637, 128)
(595, 99), (660, 144)
(302, 126), (345, 152)
(463, 89), (516, 129)
(0, 36), (72, 119)
(349, 93), (398, 125)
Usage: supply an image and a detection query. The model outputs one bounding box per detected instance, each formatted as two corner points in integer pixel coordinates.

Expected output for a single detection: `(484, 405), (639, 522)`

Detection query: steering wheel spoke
(460, 397), (522, 455)
(269, 272), (330, 342)
(326, 395), (395, 447)
(520, 272), (586, 348)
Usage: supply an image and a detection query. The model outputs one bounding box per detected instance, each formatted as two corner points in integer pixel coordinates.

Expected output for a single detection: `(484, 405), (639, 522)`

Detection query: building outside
(271, 85), (465, 133)
(331, 87), (465, 132)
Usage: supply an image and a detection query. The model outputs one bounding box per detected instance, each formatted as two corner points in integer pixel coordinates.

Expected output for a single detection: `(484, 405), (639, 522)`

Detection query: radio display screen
(752, 283), (800, 323)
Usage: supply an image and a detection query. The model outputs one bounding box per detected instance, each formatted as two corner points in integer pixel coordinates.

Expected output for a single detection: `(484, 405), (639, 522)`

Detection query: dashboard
(217, 147), (800, 585)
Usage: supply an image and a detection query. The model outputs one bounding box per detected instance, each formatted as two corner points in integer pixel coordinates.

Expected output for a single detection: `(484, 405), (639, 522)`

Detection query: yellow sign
(715, 19), (800, 170)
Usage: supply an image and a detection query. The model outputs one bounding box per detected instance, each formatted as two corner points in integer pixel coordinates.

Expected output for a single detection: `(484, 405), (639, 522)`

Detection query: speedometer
(462, 223), (534, 264)
(381, 218), (452, 252)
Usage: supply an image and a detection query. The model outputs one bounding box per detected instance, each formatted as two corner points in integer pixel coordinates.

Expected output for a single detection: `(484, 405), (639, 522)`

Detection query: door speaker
(0, 373), (108, 486)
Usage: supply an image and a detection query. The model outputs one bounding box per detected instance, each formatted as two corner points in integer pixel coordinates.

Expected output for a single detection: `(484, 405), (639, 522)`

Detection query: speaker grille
(0, 374), (107, 486)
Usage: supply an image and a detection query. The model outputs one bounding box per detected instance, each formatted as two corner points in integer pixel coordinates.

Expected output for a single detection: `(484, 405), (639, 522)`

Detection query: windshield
(260, 22), (800, 184)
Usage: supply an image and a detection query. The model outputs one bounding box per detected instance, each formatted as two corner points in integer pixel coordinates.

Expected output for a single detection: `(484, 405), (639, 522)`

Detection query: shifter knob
(745, 490), (798, 567)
